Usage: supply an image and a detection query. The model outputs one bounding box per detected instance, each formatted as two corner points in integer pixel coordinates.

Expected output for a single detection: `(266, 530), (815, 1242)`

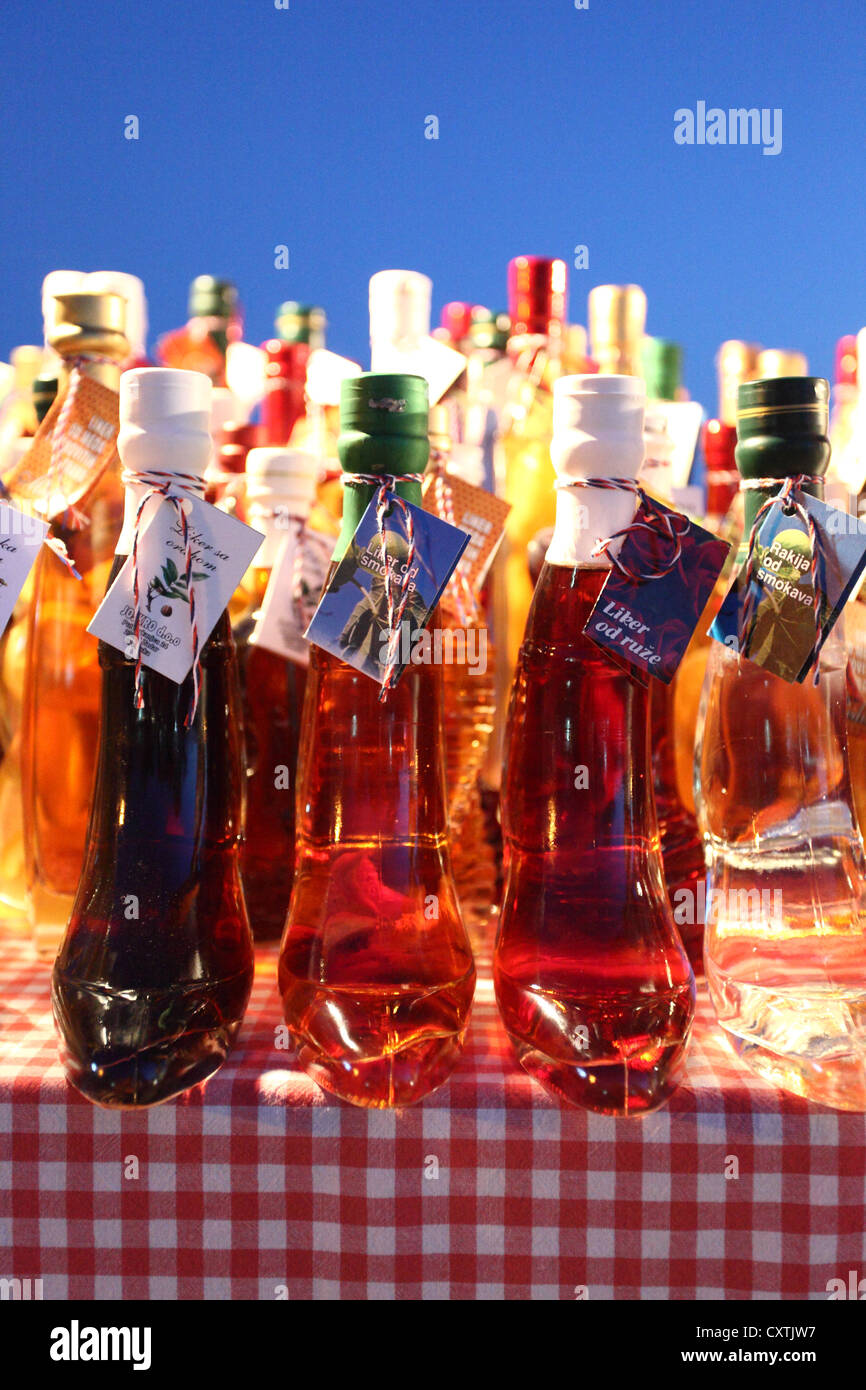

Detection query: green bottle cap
(275, 302), (327, 348)
(187, 276), (239, 320)
(641, 337), (682, 400)
(736, 376), (830, 483)
(338, 373), (430, 476)
(469, 309), (510, 352)
(32, 372), (59, 424)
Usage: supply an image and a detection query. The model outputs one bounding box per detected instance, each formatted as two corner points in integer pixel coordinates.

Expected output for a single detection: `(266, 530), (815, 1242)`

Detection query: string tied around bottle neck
(341, 471), (425, 698)
(428, 447), (477, 627)
(555, 476), (691, 580)
(739, 474), (827, 685)
(120, 468), (207, 727)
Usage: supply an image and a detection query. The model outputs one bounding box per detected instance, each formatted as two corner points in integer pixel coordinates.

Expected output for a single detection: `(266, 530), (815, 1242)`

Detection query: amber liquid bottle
(278, 372), (476, 1108)
(236, 445), (328, 939)
(15, 292), (129, 957)
(495, 374), (695, 1116)
(52, 369), (253, 1108)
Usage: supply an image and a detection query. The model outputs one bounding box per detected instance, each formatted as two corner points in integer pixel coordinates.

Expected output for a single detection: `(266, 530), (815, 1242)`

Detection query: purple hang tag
(583, 497), (731, 684)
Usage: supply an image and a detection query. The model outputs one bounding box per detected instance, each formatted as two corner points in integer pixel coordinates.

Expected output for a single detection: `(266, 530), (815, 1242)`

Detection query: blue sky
(2, 0), (865, 411)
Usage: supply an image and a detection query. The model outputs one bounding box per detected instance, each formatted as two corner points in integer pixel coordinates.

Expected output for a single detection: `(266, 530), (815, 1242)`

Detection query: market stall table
(1, 939), (864, 1300)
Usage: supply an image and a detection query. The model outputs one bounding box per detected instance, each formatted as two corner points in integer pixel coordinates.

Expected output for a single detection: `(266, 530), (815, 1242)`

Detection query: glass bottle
(52, 368), (253, 1108)
(0, 372), (59, 930)
(699, 376), (866, 1111)
(157, 275), (240, 386)
(278, 372), (475, 1108)
(236, 445), (327, 940)
(427, 407), (498, 949)
(16, 291), (129, 957)
(494, 374), (695, 1116)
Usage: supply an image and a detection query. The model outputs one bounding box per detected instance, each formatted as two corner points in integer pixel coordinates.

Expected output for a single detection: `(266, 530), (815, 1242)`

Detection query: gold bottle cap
(716, 339), (761, 425)
(587, 284), (647, 375)
(756, 348), (808, 380)
(47, 291), (129, 363)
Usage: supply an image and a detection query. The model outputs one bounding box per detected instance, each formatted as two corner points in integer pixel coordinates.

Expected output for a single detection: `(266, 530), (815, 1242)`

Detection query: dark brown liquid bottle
(278, 373), (476, 1108)
(52, 368), (254, 1108)
(494, 374), (695, 1116)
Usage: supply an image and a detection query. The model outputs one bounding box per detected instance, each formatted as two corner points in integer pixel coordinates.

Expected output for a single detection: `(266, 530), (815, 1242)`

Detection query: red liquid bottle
(494, 374), (695, 1116)
(278, 372), (476, 1108)
(236, 445), (329, 939)
(52, 369), (254, 1108)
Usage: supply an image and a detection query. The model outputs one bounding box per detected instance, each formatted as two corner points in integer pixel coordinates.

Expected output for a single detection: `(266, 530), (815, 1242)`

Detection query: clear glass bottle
(495, 374), (695, 1115)
(278, 372), (475, 1108)
(17, 291), (129, 957)
(699, 375), (866, 1111)
(52, 368), (253, 1107)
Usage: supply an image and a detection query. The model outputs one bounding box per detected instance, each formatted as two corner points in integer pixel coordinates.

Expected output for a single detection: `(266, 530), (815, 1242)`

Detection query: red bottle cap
(507, 256), (568, 338)
(440, 301), (474, 344)
(835, 335), (858, 387)
(263, 338), (309, 381)
(702, 419), (739, 519)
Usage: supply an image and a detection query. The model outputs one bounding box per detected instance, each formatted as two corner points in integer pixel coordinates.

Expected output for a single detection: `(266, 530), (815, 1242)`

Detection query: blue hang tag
(711, 493), (866, 683)
(304, 494), (470, 686)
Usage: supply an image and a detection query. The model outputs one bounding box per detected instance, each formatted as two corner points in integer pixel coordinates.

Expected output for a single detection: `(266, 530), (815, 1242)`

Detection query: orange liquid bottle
(278, 372), (475, 1108)
(14, 291), (129, 957)
(236, 445), (328, 939)
(494, 374), (695, 1115)
(52, 368), (253, 1107)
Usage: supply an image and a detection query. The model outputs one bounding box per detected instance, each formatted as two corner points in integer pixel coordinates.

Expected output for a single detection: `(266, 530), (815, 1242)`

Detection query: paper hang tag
(304, 495), (470, 686)
(88, 495), (264, 684)
(250, 524), (333, 666)
(305, 349), (363, 408)
(584, 497), (730, 685)
(710, 492), (866, 684)
(9, 377), (119, 517)
(422, 471), (510, 590)
(374, 337), (466, 405)
(0, 502), (51, 633)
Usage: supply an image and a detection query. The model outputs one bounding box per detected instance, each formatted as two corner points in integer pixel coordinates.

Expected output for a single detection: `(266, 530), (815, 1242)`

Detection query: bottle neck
(334, 475), (422, 561)
(63, 356), (122, 392)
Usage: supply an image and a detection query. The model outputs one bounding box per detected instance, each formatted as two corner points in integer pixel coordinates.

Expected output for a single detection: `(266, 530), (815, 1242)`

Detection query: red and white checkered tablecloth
(1, 935), (864, 1301)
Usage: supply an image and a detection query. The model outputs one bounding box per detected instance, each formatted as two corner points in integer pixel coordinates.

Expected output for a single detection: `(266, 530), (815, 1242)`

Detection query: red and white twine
(555, 476), (691, 580)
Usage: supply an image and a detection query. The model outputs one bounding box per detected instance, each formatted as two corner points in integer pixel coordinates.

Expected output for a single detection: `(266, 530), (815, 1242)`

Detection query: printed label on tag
(250, 524), (332, 665)
(422, 472), (510, 590)
(88, 496), (264, 683)
(710, 493), (866, 683)
(9, 377), (119, 516)
(0, 502), (51, 633)
(305, 496), (470, 685)
(584, 499), (730, 684)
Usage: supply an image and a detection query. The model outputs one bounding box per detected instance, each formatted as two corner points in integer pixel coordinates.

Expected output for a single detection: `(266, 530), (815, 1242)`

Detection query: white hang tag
(305, 349), (363, 408)
(0, 502), (50, 632)
(250, 523), (332, 666)
(374, 336), (466, 404)
(88, 495), (264, 684)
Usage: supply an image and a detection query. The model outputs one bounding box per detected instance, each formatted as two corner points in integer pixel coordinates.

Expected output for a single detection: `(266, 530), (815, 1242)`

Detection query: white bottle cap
(245, 446), (318, 516)
(119, 367), (213, 479)
(369, 270), (432, 344)
(548, 374), (647, 567)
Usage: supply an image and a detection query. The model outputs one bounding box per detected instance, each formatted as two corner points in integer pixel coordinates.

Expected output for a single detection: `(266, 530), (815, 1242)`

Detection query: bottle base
(292, 1031), (470, 1109)
(505, 1031), (688, 1116)
(279, 969), (476, 1108)
(52, 969), (254, 1108)
(707, 965), (866, 1111)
